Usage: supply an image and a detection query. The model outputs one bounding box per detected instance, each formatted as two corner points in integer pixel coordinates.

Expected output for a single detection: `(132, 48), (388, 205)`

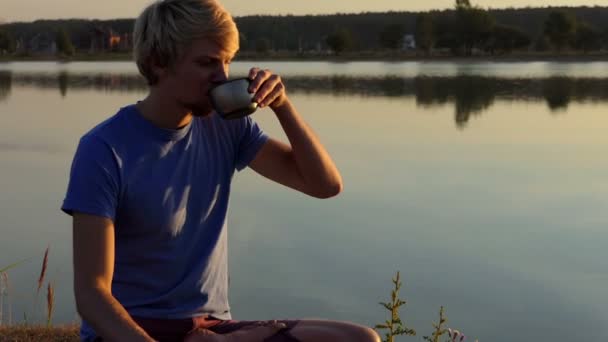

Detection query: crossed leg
(185, 319), (381, 342)
(285, 319), (380, 342)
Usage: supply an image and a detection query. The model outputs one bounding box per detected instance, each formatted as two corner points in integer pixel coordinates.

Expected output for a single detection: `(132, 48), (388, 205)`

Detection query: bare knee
(344, 323), (381, 342)
(291, 319), (381, 342)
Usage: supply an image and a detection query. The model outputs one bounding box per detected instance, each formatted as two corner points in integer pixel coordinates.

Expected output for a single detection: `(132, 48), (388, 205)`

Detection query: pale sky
(1, 0), (606, 23)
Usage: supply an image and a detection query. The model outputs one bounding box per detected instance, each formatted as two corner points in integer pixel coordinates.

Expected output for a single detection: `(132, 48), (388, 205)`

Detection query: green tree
(454, 0), (495, 55)
(574, 22), (602, 53)
(326, 28), (353, 55)
(0, 29), (16, 54)
(55, 28), (75, 56)
(455, 0), (471, 9)
(490, 24), (531, 53)
(534, 35), (552, 51)
(543, 11), (577, 51)
(379, 24), (406, 50)
(415, 13), (435, 55)
(255, 37), (272, 54)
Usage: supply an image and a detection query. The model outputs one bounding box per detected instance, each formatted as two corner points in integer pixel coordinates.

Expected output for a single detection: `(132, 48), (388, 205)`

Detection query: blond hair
(133, 0), (239, 85)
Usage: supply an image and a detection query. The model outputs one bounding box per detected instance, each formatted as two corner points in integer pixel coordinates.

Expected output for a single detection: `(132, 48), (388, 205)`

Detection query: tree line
(1, 1), (608, 57)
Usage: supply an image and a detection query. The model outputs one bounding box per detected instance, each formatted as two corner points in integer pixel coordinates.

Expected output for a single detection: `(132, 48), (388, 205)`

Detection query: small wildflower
(448, 329), (466, 342)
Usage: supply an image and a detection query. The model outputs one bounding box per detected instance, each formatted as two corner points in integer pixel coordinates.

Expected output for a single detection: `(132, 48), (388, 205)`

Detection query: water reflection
(4, 72), (608, 127)
(58, 72), (69, 98)
(415, 77), (495, 128)
(0, 71), (12, 102)
(542, 77), (575, 112)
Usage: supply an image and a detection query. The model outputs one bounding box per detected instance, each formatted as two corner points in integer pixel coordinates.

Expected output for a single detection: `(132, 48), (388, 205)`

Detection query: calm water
(1, 61), (608, 341)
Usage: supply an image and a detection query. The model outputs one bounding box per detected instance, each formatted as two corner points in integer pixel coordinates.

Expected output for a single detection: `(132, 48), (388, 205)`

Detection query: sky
(1, 0), (606, 23)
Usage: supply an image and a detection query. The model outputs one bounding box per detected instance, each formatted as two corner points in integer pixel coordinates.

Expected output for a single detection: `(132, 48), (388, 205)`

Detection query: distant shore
(1, 51), (607, 63)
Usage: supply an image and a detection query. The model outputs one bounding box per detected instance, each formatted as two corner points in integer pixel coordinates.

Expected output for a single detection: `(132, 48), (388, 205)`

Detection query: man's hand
(248, 68), (289, 110)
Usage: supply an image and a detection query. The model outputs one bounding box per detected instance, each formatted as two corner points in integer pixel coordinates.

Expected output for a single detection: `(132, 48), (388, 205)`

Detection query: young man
(62, 0), (380, 341)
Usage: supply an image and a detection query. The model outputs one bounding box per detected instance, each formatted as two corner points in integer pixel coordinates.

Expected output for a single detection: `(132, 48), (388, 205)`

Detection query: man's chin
(190, 105), (214, 117)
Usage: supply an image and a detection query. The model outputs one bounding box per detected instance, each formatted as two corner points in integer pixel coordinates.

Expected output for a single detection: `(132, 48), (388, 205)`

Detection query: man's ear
(148, 54), (169, 82)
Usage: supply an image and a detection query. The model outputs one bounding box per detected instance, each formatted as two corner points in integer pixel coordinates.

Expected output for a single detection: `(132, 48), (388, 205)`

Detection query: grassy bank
(0, 325), (79, 342)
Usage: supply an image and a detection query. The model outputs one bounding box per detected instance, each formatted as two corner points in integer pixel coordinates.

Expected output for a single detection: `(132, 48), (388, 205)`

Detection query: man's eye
(196, 59), (213, 66)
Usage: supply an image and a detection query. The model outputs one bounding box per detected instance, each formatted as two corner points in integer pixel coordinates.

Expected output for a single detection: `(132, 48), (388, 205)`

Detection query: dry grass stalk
(1, 272), (11, 326)
(37, 246), (50, 295)
(0, 271), (4, 326)
(4, 272), (11, 325)
(0, 324), (80, 341)
(46, 282), (54, 327)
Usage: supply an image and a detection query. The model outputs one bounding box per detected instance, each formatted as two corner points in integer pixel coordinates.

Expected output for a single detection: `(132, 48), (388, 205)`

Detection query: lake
(1, 61), (607, 341)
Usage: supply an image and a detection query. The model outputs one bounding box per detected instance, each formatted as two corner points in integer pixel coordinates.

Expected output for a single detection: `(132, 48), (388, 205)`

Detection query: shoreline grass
(0, 324), (79, 341)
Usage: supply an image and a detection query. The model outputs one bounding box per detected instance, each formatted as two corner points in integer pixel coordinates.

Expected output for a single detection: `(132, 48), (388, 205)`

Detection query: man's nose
(211, 63), (229, 83)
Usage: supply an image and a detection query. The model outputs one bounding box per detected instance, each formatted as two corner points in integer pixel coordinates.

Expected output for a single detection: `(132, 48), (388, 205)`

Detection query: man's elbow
(74, 286), (94, 317)
(311, 180), (343, 199)
(74, 282), (107, 318)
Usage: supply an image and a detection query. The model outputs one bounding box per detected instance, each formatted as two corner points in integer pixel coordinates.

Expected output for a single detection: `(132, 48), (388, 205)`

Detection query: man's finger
(260, 85), (284, 108)
(254, 75), (282, 105)
(248, 67), (261, 81)
(249, 69), (272, 94)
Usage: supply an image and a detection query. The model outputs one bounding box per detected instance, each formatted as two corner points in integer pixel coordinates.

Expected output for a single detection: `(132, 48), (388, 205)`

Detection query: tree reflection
(453, 79), (495, 128)
(0, 71), (12, 103)
(542, 77), (573, 111)
(58, 71), (69, 98)
(6, 72), (608, 127)
(11, 73), (148, 94)
(416, 76), (496, 128)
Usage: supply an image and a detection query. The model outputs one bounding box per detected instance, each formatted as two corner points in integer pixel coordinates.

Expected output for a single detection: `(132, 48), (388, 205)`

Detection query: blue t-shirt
(62, 104), (268, 341)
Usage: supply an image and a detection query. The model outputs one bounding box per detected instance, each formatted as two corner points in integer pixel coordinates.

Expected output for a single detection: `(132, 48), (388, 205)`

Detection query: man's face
(156, 37), (237, 117)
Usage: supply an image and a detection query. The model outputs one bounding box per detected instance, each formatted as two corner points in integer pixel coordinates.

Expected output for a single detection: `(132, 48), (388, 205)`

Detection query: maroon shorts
(95, 315), (300, 342)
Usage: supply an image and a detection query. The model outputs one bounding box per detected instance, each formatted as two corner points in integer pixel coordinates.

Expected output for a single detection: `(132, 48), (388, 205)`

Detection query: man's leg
(184, 323), (288, 342)
(287, 319), (380, 342)
(186, 319), (380, 342)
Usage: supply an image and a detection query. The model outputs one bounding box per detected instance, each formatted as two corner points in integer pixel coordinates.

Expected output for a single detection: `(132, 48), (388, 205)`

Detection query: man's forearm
(272, 98), (343, 197)
(76, 287), (155, 342)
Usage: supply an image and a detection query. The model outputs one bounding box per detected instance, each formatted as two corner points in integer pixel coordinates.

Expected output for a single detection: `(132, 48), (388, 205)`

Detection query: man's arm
(247, 69), (343, 199)
(73, 213), (155, 342)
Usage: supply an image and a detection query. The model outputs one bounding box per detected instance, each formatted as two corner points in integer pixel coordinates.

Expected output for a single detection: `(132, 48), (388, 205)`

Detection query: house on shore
(90, 27), (130, 53)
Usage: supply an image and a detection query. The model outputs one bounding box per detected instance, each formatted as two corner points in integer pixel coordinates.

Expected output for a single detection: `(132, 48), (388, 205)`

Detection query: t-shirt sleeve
(61, 135), (120, 221)
(234, 116), (269, 172)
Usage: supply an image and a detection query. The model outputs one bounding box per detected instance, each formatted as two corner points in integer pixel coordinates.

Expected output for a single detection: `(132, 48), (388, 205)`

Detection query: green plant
(0, 260), (28, 274)
(423, 306), (448, 342)
(1, 259), (29, 326)
(375, 271), (416, 342)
